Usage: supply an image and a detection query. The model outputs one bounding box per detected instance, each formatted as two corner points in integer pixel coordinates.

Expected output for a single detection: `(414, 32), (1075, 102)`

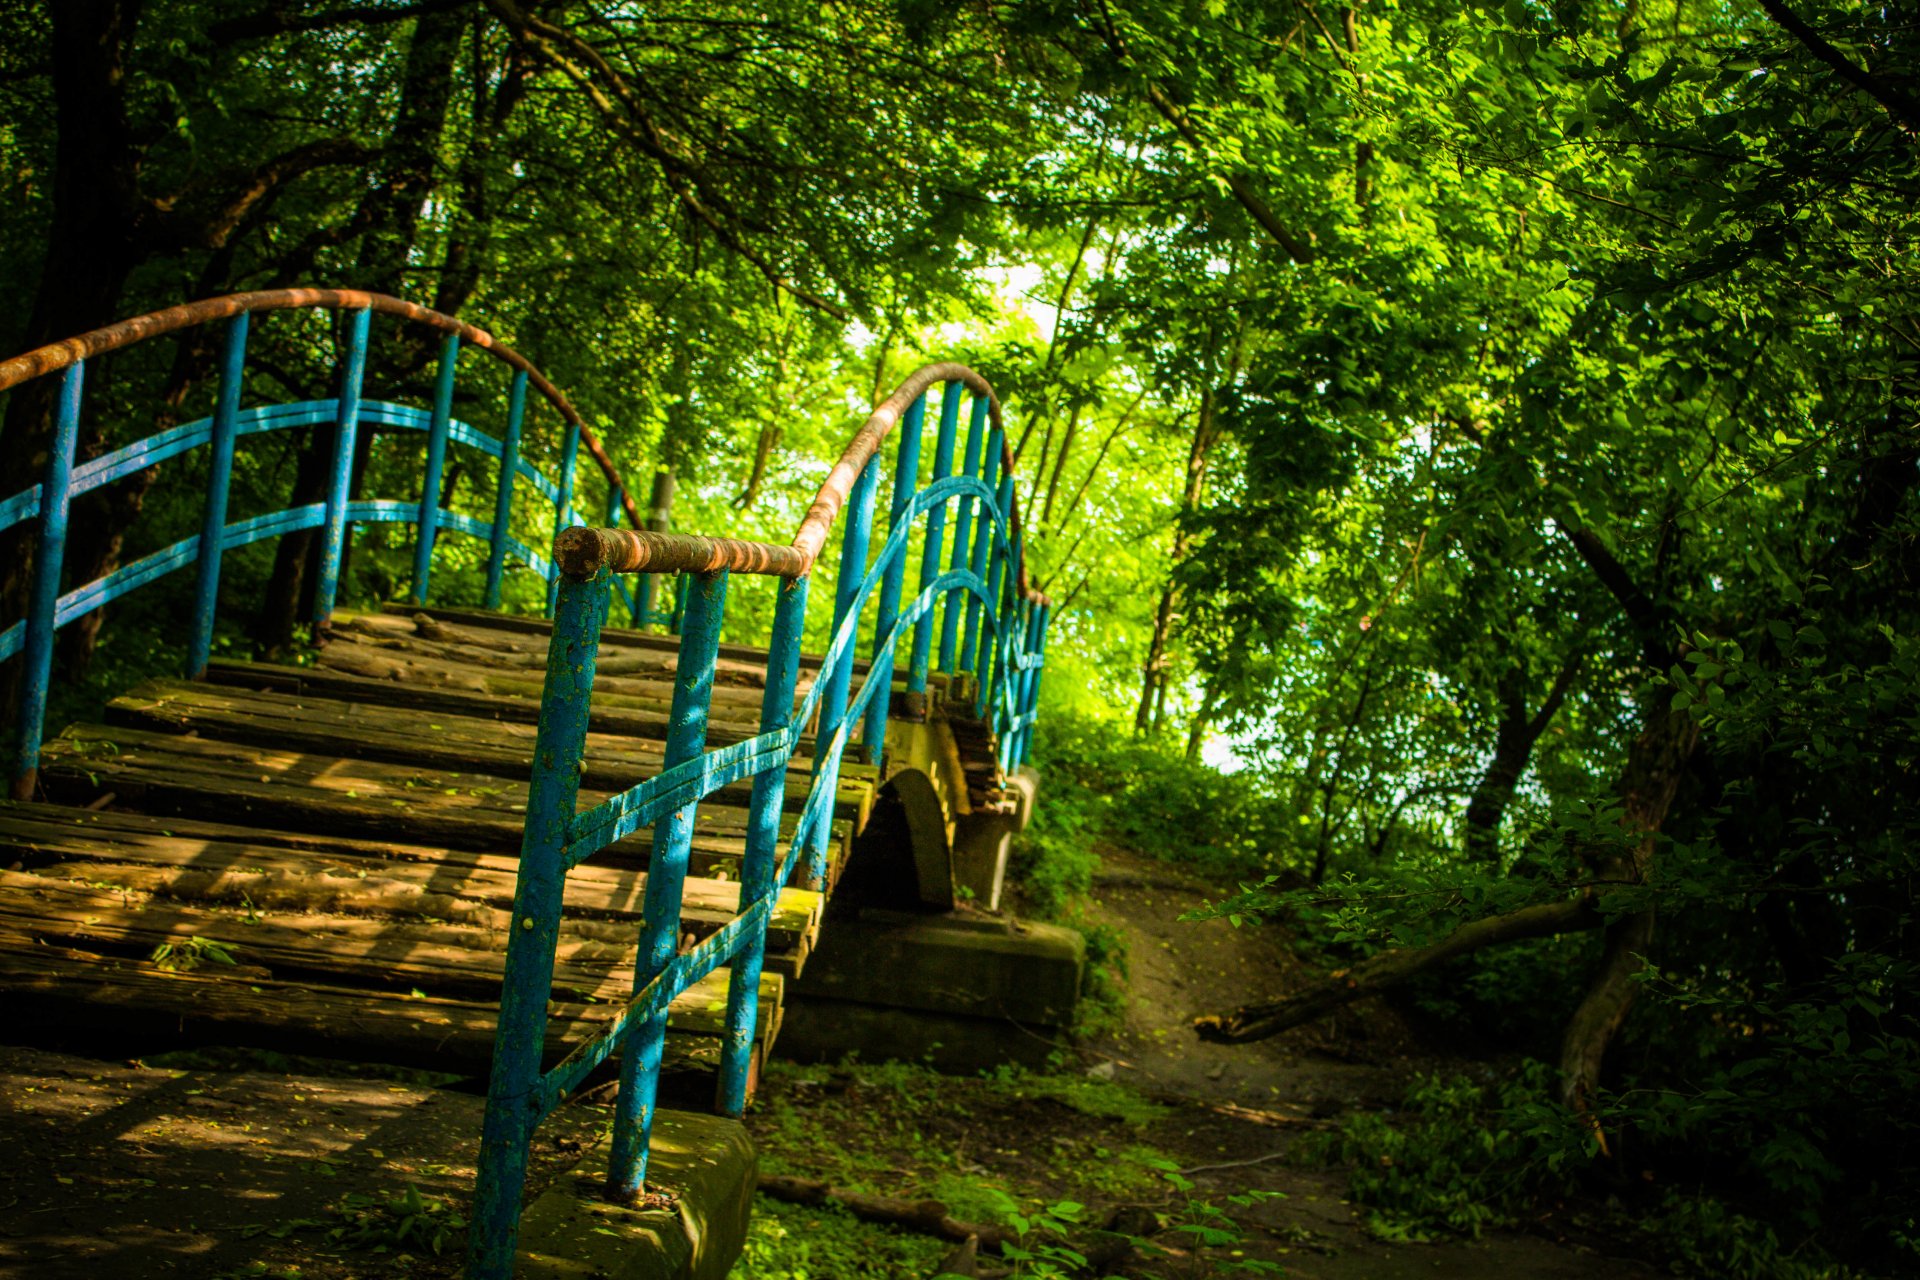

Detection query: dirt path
(1076, 848), (1656, 1280)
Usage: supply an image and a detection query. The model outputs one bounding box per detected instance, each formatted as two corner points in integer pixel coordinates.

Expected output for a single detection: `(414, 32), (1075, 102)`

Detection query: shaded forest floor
(736, 846), (1662, 1279)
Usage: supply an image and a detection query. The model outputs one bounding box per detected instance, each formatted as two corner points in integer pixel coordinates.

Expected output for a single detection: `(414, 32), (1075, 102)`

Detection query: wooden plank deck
(0, 608), (876, 1104)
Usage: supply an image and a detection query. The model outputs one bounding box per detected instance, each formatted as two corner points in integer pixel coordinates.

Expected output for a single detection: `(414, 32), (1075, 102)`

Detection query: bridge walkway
(0, 604), (892, 1104)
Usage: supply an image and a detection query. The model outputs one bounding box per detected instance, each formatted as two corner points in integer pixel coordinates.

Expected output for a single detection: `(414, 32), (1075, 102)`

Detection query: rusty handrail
(550, 361), (1047, 603)
(0, 288), (647, 532)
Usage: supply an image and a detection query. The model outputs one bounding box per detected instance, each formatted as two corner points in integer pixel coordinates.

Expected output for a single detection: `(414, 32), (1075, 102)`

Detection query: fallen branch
(755, 1174), (1016, 1251)
(1193, 898), (1602, 1043)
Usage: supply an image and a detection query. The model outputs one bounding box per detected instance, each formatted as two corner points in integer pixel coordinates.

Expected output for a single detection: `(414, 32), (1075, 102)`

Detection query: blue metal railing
(0, 288), (653, 799)
(467, 368), (1051, 1277)
(0, 300), (1054, 1277)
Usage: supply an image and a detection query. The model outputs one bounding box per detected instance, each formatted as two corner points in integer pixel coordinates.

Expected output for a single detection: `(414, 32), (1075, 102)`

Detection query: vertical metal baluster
(547, 419), (582, 617)
(607, 484), (642, 628)
(608, 569), (729, 1200)
(718, 574), (809, 1116)
(669, 571), (690, 634)
(468, 568), (610, 1280)
(410, 332), (459, 605)
(187, 314), (249, 679)
(484, 370), (528, 609)
(10, 361), (84, 801)
(314, 307), (370, 626)
(976, 471), (1015, 722)
(1009, 602), (1042, 769)
(961, 422), (1002, 680)
(809, 456), (879, 888)
(907, 382), (961, 702)
(939, 395), (988, 681)
(861, 394), (926, 760)
(1019, 604), (1052, 764)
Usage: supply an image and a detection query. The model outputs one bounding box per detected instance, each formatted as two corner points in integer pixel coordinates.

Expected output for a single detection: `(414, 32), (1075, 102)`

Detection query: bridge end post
(468, 567), (609, 1280)
(9, 361), (83, 801)
(608, 568), (730, 1201)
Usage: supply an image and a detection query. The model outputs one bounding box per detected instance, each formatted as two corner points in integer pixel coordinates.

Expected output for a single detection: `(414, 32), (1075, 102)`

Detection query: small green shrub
(1309, 1061), (1586, 1241)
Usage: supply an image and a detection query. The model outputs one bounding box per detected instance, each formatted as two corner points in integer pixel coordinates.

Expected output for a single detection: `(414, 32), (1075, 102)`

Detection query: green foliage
(1311, 1062), (1587, 1242)
(733, 1199), (948, 1280)
(148, 934), (238, 972)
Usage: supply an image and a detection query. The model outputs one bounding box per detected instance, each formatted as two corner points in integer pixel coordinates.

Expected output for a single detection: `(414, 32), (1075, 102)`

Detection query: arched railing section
(0, 289), (655, 799)
(468, 365), (1052, 1278)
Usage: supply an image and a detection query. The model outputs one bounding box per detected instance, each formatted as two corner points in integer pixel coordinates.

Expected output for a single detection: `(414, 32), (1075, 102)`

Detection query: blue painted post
(608, 569), (730, 1200)
(960, 422), (1003, 678)
(608, 484), (643, 628)
(187, 314), (249, 679)
(975, 472), (1016, 722)
(861, 394), (926, 760)
(313, 307), (370, 626)
(939, 395), (989, 678)
(1019, 604), (1052, 764)
(10, 361), (84, 801)
(484, 370), (528, 609)
(547, 420), (582, 616)
(907, 382), (962, 700)
(467, 568), (610, 1280)
(718, 574), (809, 1116)
(410, 333), (459, 605)
(808, 456), (879, 887)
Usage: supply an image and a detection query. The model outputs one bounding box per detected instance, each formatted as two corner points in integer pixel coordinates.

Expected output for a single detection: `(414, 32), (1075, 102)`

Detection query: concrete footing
(519, 1109), (756, 1280)
(781, 907), (1084, 1072)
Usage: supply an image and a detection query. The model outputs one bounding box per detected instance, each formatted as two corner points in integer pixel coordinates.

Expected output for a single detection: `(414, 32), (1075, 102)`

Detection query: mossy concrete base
(517, 1108), (755, 1280)
(781, 908), (1084, 1071)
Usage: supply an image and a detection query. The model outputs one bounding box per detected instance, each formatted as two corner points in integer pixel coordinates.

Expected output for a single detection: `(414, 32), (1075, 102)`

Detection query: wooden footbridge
(0, 291), (1051, 1278)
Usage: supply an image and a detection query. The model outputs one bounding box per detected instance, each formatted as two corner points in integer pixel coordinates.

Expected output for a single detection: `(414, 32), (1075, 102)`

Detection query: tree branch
(1753, 0), (1920, 139)
(1553, 519), (1670, 668)
(1193, 898), (1602, 1043)
(482, 0), (848, 318)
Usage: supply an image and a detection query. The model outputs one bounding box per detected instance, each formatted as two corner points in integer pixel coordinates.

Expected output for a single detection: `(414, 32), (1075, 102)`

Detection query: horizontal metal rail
(0, 290), (651, 799)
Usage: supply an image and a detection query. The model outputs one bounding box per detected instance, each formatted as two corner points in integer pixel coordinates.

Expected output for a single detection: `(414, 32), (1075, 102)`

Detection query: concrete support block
(518, 1109), (755, 1280)
(793, 910), (1083, 1026)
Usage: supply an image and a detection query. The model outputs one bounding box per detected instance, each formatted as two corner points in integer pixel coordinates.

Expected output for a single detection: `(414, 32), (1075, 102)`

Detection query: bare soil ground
(1073, 847), (1657, 1280)
(0, 1047), (601, 1280)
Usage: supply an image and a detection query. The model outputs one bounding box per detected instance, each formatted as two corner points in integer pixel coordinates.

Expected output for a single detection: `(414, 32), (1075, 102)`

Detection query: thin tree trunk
(1041, 403), (1079, 527)
(1462, 653), (1581, 861)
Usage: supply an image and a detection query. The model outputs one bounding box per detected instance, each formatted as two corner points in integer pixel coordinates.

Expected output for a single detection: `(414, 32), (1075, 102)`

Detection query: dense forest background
(0, 0), (1914, 1274)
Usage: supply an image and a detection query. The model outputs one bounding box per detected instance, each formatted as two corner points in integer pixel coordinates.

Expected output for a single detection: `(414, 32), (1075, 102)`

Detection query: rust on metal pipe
(553, 527), (808, 580)
(0, 288), (649, 533)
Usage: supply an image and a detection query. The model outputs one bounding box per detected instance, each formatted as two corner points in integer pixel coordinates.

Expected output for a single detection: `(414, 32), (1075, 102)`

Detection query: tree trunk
(1462, 653), (1581, 862)
(1557, 702), (1699, 1112)
(0, 0), (145, 724)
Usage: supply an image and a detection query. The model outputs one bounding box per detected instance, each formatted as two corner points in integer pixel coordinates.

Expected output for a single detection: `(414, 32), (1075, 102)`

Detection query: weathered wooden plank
(0, 943), (778, 1097)
(340, 611), (797, 690)
(0, 801), (821, 974)
(0, 871), (781, 1013)
(104, 679), (875, 827)
(40, 724), (853, 883)
(318, 637), (772, 716)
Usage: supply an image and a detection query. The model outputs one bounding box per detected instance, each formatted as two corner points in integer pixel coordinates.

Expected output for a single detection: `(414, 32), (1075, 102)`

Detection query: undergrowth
(1316, 1061), (1882, 1279)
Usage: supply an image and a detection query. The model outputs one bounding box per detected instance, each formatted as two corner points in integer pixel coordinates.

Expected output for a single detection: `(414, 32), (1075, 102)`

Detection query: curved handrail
(0, 288), (648, 531)
(548, 360), (1048, 604)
